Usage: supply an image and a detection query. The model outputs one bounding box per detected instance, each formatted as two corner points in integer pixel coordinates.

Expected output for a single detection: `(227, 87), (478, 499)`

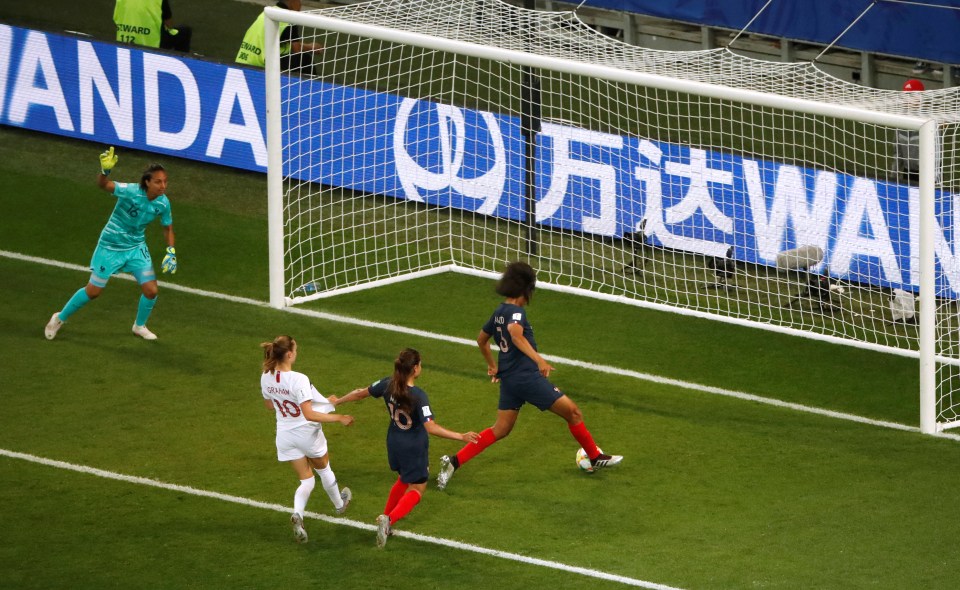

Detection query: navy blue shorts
(387, 438), (429, 484)
(498, 375), (563, 411)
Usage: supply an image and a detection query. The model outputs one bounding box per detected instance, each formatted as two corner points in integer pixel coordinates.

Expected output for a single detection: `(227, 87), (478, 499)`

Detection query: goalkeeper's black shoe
(591, 453), (623, 470)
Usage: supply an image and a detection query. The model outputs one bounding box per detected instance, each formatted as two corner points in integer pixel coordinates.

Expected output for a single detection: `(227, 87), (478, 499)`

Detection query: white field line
(5, 248), (959, 443)
(0, 448), (681, 590)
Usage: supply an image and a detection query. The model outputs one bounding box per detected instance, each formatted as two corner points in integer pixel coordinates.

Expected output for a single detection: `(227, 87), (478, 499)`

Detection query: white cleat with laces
(132, 323), (158, 340)
(436, 455), (455, 490)
(590, 453), (623, 471)
(376, 514), (392, 548)
(290, 512), (308, 543)
(336, 487), (352, 515)
(44, 313), (64, 340)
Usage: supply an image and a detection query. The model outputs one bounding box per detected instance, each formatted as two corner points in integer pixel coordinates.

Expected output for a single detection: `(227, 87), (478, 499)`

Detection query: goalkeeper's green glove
(99, 146), (118, 175)
(161, 246), (178, 274)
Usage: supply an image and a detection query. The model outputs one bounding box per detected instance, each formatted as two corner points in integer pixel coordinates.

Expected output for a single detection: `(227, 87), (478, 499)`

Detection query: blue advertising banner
(578, 0), (960, 65)
(3, 25), (958, 296)
(0, 25), (268, 170)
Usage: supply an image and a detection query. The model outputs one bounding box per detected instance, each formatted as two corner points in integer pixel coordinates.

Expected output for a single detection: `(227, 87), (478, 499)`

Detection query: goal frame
(262, 5), (940, 434)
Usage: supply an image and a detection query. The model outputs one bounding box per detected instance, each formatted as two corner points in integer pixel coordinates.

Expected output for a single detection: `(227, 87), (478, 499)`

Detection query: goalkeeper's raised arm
(97, 145), (119, 192)
(44, 148), (176, 342)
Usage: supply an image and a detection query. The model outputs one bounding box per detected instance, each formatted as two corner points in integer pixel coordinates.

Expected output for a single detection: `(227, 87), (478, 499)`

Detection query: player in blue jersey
(331, 348), (478, 548)
(44, 147), (178, 341)
(437, 261), (622, 490)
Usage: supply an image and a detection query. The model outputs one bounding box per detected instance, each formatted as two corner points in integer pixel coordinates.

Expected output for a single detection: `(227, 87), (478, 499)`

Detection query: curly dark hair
(495, 261), (537, 302)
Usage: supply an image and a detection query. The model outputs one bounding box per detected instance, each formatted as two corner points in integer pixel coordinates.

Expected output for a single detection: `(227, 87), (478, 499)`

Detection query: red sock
(455, 427), (497, 468)
(388, 489), (422, 525)
(569, 421), (600, 460)
(383, 476), (409, 515)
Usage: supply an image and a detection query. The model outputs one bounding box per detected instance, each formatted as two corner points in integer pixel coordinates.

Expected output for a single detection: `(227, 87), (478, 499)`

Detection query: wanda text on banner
(3, 25), (957, 297)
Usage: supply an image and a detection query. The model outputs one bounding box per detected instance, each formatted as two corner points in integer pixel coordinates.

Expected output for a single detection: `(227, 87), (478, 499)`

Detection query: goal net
(263, 0), (960, 433)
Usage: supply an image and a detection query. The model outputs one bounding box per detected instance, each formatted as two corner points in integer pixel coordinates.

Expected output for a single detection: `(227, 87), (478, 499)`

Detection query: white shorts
(275, 424), (328, 461)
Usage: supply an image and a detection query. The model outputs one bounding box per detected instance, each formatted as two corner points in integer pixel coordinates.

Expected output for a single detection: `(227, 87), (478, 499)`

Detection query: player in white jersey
(261, 335), (355, 543)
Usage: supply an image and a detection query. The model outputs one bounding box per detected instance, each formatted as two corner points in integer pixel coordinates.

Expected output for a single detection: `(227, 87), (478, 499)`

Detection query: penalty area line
(0, 448), (681, 590)
(4, 248), (958, 442)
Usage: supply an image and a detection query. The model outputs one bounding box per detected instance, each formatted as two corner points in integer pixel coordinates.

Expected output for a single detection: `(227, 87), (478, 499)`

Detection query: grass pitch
(1, 3), (958, 588)
(2, 126), (960, 589)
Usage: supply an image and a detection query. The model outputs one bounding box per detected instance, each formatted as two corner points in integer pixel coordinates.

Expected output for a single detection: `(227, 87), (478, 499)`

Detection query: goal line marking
(4, 248), (957, 441)
(0, 448), (681, 590)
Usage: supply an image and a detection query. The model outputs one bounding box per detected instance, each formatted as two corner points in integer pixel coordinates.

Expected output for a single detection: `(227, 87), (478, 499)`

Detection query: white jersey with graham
(261, 369), (324, 432)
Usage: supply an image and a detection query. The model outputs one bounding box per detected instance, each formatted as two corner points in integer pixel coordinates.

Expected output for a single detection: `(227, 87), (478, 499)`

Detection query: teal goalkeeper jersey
(98, 182), (173, 251)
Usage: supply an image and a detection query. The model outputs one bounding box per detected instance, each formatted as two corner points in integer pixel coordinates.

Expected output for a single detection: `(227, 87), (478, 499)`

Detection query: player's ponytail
(387, 348), (420, 414)
(262, 335), (295, 373)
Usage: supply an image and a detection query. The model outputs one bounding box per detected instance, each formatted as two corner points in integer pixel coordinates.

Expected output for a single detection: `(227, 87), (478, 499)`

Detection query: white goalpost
(263, 0), (960, 434)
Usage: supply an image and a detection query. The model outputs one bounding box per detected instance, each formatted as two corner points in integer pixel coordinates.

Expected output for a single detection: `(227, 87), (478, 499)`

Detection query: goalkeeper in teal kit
(45, 147), (178, 341)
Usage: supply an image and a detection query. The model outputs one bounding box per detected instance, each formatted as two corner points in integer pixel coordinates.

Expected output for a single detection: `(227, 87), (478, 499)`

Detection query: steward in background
(236, 0), (322, 75)
(114, 0), (192, 52)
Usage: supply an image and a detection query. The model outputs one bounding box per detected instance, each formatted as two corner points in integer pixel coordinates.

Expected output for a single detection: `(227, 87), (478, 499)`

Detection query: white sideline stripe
(5, 249), (960, 442)
(0, 448), (680, 590)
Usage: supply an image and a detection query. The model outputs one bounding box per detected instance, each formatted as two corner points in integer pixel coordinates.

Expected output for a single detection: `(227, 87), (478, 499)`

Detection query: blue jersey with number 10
(98, 182), (173, 251)
(482, 302), (540, 380)
(369, 377), (434, 445)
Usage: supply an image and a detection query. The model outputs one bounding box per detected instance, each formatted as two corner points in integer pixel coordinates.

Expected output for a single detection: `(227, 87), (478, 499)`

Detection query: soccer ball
(576, 447), (601, 473)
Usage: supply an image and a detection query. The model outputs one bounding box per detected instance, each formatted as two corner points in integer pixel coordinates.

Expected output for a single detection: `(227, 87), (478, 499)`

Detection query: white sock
(294, 476), (315, 516)
(315, 465), (343, 510)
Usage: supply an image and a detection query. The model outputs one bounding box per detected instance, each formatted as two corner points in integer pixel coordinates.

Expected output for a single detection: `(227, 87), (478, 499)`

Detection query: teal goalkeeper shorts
(89, 243), (156, 287)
